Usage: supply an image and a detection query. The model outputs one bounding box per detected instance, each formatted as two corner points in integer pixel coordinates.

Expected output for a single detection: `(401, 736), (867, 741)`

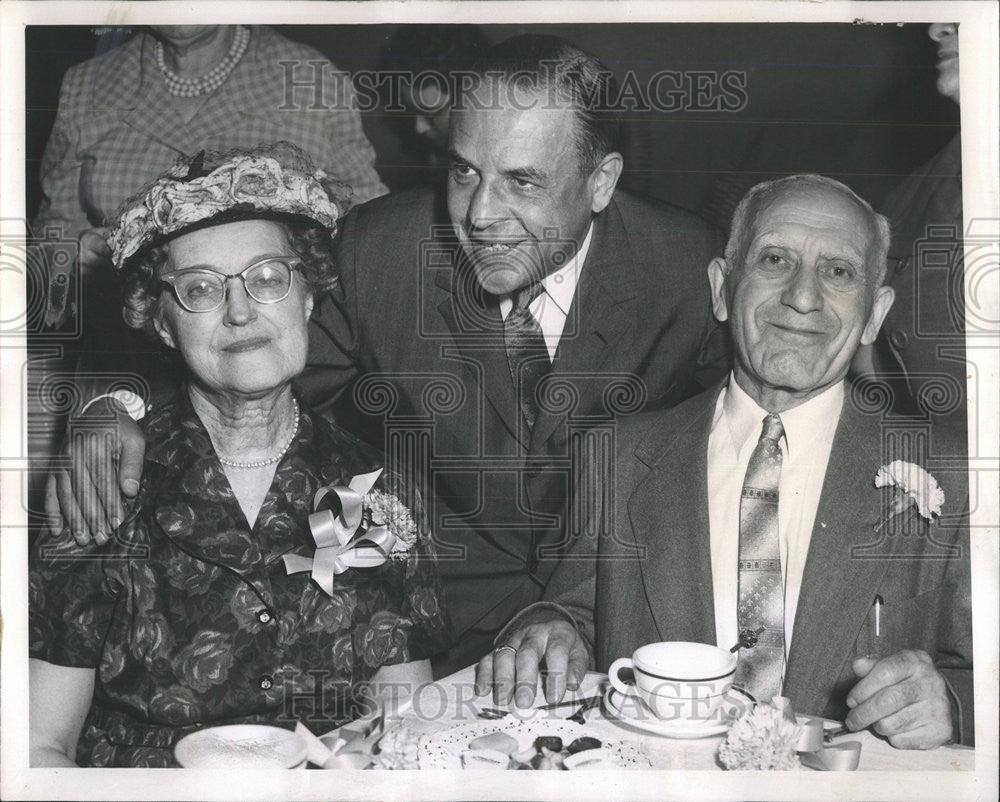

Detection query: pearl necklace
(155, 25), (250, 98)
(218, 399), (300, 469)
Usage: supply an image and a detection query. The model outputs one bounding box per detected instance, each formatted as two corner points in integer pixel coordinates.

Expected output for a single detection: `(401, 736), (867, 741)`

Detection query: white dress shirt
(498, 223), (593, 361)
(707, 375), (844, 665)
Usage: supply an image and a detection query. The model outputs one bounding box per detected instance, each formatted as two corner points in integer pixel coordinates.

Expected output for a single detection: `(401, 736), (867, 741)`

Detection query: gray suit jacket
(546, 383), (974, 744)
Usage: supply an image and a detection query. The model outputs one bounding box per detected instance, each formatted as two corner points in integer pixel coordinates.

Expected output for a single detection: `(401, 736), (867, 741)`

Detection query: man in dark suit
(852, 22), (967, 432)
(51, 35), (724, 676)
(478, 174), (973, 748)
(300, 36), (723, 675)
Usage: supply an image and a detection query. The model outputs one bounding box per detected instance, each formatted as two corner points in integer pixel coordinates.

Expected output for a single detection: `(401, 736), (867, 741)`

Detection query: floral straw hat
(108, 141), (350, 271)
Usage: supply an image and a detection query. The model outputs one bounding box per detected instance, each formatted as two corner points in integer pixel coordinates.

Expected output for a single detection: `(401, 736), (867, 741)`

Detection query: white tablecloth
(392, 667), (975, 772)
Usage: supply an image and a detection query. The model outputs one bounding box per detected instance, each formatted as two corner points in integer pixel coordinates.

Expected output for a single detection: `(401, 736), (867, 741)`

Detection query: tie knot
(760, 413), (784, 443)
(512, 282), (544, 311)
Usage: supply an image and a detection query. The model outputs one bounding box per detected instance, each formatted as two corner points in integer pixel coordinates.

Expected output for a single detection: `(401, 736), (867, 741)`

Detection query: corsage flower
(282, 469), (419, 595)
(874, 460), (945, 531)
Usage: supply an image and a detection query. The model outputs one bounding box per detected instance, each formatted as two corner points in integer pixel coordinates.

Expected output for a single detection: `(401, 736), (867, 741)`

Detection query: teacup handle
(607, 657), (637, 697)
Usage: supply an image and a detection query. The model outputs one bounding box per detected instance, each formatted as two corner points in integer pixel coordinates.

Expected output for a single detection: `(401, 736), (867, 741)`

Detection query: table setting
(170, 640), (975, 773)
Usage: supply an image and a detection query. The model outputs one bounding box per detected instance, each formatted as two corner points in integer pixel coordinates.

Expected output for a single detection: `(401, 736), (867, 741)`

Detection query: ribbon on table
(294, 705), (386, 769)
(282, 468), (398, 596)
(772, 696), (861, 771)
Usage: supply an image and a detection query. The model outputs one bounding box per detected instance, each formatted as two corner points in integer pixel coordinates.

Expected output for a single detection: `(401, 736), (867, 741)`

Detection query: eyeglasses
(160, 257), (301, 313)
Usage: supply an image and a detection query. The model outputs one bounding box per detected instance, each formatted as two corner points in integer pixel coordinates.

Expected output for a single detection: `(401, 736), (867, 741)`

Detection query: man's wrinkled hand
(474, 612), (590, 709)
(845, 650), (954, 749)
(44, 401), (146, 546)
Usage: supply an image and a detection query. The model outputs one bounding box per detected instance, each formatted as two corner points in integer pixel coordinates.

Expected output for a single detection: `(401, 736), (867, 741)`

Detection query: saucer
(603, 686), (754, 739)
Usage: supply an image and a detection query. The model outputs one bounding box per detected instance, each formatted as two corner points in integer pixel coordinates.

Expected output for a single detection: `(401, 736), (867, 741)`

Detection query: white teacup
(608, 641), (737, 722)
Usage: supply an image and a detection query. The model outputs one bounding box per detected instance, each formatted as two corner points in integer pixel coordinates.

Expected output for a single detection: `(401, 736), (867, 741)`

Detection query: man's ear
(861, 285), (895, 346)
(304, 292), (315, 322)
(589, 152), (624, 214)
(152, 311), (176, 350)
(707, 257), (730, 323)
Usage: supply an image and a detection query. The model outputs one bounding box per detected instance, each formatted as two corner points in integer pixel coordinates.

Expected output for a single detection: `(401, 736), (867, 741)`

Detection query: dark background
(25, 22), (959, 224)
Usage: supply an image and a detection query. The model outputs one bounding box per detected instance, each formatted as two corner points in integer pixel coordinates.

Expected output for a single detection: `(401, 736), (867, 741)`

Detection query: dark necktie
(503, 283), (550, 430)
(734, 413), (785, 702)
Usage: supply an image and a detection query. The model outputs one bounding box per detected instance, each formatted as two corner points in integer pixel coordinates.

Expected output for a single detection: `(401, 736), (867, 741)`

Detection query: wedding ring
(493, 644), (517, 659)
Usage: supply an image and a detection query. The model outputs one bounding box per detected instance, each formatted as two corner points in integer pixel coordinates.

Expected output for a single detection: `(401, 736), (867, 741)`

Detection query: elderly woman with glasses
(28, 143), (449, 768)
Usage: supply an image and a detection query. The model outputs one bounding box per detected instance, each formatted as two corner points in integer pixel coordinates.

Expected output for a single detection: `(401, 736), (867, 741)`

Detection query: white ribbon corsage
(282, 469), (418, 595)
(873, 460), (945, 532)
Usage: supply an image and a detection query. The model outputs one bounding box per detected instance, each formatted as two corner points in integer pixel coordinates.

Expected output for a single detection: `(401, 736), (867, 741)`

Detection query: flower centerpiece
(718, 704), (802, 770)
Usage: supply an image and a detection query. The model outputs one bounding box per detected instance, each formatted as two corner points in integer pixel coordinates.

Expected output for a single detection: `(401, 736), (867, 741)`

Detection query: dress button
(259, 675), (274, 690)
(257, 609), (272, 624)
(889, 329), (909, 349)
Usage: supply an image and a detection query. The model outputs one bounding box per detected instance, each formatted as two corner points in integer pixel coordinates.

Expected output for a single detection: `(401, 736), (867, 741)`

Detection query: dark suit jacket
(869, 133), (967, 432)
(302, 188), (724, 675)
(545, 384), (974, 744)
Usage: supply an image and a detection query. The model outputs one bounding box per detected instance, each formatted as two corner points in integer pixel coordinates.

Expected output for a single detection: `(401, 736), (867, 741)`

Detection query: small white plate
(603, 686), (754, 740)
(174, 724), (307, 768)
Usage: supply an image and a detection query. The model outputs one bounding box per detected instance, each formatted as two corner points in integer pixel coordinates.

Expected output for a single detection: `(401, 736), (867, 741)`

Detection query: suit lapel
(626, 393), (719, 644)
(529, 201), (640, 452)
(783, 404), (890, 714)
(434, 258), (524, 446)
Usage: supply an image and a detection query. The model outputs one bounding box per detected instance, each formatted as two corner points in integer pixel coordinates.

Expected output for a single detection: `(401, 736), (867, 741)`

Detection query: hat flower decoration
(108, 141), (347, 270)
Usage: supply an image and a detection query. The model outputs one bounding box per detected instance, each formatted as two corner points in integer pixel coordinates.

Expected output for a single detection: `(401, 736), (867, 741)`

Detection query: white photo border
(1, 2), (997, 800)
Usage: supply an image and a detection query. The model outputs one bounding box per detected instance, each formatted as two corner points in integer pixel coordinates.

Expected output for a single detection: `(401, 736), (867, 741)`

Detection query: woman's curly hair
(121, 217), (336, 338)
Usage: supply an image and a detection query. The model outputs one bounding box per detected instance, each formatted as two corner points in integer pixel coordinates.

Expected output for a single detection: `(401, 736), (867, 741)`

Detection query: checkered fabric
(32, 25), (387, 242)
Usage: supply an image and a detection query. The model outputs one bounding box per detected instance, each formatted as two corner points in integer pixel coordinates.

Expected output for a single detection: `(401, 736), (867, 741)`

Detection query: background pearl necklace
(218, 398), (299, 469)
(155, 25), (249, 98)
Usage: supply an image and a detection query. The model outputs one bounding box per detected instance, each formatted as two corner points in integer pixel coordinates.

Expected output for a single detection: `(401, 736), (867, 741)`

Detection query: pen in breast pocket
(874, 594), (884, 638)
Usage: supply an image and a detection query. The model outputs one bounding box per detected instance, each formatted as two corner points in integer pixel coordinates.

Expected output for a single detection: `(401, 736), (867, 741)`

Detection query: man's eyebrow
(751, 235), (863, 262)
(820, 248), (865, 265)
(505, 165), (550, 185)
(444, 150), (550, 185)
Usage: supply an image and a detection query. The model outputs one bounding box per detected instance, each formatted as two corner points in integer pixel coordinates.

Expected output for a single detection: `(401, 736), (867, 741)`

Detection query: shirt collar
(498, 221), (593, 318)
(540, 221), (593, 316)
(722, 374), (845, 462)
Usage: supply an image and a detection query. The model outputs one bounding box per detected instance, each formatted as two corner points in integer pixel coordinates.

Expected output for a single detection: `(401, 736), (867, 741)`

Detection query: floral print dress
(29, 391), (451, 767)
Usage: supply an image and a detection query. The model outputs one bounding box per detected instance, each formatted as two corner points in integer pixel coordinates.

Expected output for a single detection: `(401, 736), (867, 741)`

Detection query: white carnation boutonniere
(873, 460), (945, 532)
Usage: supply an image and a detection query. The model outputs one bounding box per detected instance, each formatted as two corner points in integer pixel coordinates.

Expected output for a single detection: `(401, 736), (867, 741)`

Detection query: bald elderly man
(477, 174), (973, 749)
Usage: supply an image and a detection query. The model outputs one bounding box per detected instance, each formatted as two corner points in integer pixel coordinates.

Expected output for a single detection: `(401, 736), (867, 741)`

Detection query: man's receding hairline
(453, 78), (595, 175)
(752, 184), (875, 248)
(725, 176), (889, 285)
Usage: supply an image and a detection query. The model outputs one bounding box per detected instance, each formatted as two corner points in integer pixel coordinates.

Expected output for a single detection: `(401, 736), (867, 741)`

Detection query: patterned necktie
(503, 283), (550, 430)
(734, 413), (785, 702)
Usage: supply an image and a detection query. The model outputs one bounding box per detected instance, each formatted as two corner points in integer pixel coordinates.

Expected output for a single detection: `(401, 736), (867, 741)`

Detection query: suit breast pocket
(854, 580), (970, 661)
